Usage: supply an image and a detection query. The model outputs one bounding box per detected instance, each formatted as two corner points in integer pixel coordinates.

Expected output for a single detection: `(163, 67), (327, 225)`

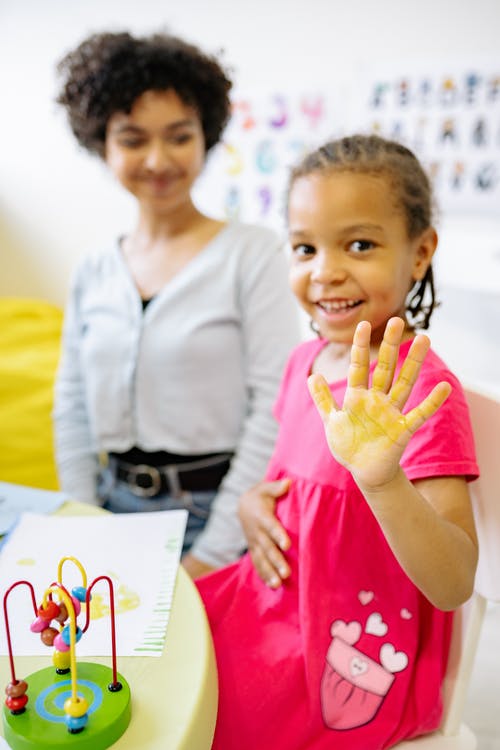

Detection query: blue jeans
(97, 467), (215, 553)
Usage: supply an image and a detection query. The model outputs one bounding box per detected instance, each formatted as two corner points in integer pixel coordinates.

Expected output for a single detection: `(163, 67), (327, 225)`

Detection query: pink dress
(197, 338), (479, 750)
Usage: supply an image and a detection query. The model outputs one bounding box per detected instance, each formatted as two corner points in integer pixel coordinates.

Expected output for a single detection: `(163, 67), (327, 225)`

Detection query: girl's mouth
(317, 299), (363, 313)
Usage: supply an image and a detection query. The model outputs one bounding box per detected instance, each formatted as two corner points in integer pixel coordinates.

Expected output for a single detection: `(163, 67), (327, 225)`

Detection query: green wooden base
(3, 662), (131, 749)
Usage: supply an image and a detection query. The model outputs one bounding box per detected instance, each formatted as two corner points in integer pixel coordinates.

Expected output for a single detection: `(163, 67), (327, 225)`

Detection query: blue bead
(65, 713), (88, 730)
(61, 624), (82, 646)
(71, 586), (89, 603)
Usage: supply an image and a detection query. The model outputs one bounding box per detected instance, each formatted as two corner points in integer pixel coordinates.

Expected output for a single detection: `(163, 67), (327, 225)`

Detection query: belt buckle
(127, 464), (162, 498)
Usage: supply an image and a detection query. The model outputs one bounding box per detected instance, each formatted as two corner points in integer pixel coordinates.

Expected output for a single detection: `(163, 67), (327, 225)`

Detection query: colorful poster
(194, 89), (346, 232)
(195, 60), (500, 225)
(349, 59), (500, 215)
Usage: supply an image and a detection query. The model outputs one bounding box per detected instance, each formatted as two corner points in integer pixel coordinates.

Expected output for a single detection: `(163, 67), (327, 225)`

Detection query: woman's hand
(238, 479), (292, 587)
(308, 317), (451, 491)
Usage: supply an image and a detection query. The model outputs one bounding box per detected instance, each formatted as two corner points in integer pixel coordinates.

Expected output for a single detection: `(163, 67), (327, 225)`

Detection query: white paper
(0, 511), (187, 657)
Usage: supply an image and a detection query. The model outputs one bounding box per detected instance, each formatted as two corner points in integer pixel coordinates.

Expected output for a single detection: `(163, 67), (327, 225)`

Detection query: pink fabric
(197, 338), (479, 750)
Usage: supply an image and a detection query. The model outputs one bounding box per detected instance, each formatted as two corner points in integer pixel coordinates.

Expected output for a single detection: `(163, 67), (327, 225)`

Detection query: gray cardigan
(53, 222), (301, 566)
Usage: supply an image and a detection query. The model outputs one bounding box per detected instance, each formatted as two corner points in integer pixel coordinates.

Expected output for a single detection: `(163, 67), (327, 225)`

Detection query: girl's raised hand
(307, 317), (451, 490)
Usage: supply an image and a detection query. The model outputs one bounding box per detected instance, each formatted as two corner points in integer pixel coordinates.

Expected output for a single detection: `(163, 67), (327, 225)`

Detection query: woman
(53, 31), (299, 577)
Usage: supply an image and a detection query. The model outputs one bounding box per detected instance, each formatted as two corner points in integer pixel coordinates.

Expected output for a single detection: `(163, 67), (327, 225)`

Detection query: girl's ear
(412, 227), (438, 281)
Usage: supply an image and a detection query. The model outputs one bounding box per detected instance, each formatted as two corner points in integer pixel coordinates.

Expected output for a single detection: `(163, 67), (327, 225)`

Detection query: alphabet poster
(350, 58), (500, 215)
(195, 58), (500, 226)
(194, 88), (346, 232)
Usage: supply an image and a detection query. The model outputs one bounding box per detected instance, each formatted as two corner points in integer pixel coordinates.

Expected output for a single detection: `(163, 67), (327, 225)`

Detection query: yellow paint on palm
(308, 375), (334, 419)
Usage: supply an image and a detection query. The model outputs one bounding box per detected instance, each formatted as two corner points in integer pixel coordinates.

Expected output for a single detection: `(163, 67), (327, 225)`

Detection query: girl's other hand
(238, 479), (292, 587)
(308, 317), (451, 490)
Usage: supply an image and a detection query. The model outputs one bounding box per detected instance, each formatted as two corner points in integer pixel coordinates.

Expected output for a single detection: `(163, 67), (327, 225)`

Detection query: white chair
(397, 387), (500, 749)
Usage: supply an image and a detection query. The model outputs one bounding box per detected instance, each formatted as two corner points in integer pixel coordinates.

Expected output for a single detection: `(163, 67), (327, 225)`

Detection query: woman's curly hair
(56, 31), (233, 157)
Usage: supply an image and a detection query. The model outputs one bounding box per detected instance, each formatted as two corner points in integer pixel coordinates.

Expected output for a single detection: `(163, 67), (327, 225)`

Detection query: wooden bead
(70, 596), (81, 617)
(71, 586), (88, 603)
(65, 713), (88, 733)
(40, 627), (59, 646)
(30, 616), (47, 633)
(37, 600), (60, 621)
(53, 633), (70, 652)
(55, 602), (68, 624)
(53, 650), (70, 670)
(61, 625), (82, 646)
(5, 680), (28, 698)
(64, 696), (89, 718)
(5, 694), (28, 712)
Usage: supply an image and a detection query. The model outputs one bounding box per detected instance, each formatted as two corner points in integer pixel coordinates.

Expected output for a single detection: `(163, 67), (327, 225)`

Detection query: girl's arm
(357, 472), (477, 610)
(308, 317), (478, 611)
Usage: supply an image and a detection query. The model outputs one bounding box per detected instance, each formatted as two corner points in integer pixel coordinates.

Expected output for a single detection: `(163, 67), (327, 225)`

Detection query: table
(0, 501), (218, 750)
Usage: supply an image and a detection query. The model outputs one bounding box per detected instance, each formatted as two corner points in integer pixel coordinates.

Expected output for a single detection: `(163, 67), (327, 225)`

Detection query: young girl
(196, 135), (479, 749)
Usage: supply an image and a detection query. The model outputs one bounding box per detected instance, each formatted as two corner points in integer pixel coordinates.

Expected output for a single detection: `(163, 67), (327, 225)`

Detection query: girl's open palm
(308, 318), (452, 490)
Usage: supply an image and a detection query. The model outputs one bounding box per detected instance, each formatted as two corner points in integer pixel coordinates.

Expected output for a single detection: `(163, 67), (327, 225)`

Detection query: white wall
(1, 0), (499, 394)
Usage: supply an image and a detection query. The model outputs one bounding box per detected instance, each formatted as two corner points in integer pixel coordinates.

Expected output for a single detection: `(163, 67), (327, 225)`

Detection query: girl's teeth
(320, 300), (357, 312)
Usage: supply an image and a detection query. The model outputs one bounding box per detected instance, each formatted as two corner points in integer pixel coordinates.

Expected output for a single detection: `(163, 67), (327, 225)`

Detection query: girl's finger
(372, 317), (405, 393)
(389, 334), (430, 409)
(307, 374), (338, 423)
(347, 321), (371, 389)
(404, 381), (452, 434)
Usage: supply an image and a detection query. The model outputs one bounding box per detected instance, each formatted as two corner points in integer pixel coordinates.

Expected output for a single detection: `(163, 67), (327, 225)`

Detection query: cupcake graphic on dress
(321, 618), (408, 730)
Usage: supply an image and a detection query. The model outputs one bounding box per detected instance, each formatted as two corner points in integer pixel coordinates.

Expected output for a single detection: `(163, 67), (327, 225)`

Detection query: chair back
(397, 387), (500, 746)
(464, 387), (500, 601)
(439, 386), (500, 736)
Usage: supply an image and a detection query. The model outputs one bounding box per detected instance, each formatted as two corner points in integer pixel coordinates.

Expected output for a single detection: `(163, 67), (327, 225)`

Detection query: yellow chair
(0, 297), (63, 489)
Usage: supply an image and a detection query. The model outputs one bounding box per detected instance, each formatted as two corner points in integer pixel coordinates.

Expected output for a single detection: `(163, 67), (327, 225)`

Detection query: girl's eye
(349, 240), (374, 253)
(291, 243), (316, 257)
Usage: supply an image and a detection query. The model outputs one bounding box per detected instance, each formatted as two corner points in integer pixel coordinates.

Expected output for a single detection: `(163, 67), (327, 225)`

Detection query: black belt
(107, 453), (233, 499)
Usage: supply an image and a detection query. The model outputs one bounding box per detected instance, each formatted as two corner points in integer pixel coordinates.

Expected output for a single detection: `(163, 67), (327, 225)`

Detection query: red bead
(6, 694), (28, 711)
(37, 600), (60, 621)
(5, 680), (28, 698)
(40, 627), (59, 646)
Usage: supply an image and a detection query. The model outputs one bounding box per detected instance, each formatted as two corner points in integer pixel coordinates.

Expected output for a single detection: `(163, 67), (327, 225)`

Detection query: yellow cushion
(0, 298), (63, 489)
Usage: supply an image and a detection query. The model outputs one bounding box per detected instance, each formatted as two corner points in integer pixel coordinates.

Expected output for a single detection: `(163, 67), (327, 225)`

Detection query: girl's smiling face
(287, 171), (436, 347)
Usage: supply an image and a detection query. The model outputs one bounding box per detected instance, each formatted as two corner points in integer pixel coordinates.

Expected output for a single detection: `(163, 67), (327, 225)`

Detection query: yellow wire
(41, 585), (79, 703)
(57, 556), (88, 589)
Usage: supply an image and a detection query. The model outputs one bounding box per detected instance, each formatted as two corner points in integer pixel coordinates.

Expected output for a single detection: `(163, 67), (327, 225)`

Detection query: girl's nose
(310, 251), (347, 285)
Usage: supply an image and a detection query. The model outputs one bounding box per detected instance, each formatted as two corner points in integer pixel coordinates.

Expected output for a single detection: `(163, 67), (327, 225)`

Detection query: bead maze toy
(2, 556), (131, 749)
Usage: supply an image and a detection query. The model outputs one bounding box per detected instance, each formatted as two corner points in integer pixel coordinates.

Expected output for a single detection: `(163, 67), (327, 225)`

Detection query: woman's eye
(117, 138), (146, 149)
(169, 132), (193, 145)
(349, 240), (374, 253)
(292, 243), (316, 257)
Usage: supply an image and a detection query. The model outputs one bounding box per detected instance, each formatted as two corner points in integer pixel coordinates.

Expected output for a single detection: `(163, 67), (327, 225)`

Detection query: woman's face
(105, 89), (206, 214)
